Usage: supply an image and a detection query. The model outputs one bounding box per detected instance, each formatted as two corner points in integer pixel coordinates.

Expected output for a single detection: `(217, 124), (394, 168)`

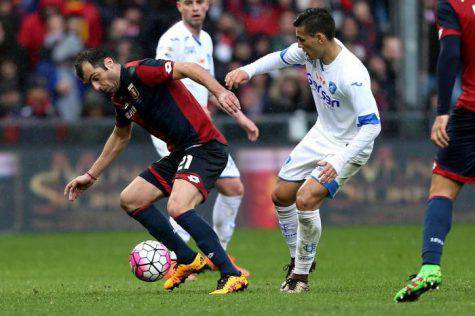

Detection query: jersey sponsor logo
(125, 104), (137, 119)
(307, 73), (341, 108)
(329, 81), (337, 94)
(127, 83), (140, 100)
(351, 82), (363, 87)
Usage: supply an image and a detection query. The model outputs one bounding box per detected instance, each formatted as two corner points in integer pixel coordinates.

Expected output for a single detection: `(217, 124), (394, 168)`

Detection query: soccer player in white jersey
(152, 0), (258, 277)
(226, 8), (381, 293)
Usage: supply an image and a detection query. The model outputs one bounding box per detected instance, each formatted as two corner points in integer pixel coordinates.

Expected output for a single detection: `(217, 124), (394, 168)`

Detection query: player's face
(295, 26), (326, 60)
(177, 0), (209, 29)
(80, 58), (121, 95)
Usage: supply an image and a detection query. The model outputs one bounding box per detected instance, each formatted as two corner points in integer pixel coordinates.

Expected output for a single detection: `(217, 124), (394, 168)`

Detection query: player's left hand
(431, 114), (450, 148)
(217, 90), (241, 115)
(241, 118), (259, 142)
(317, 161), (337, 183)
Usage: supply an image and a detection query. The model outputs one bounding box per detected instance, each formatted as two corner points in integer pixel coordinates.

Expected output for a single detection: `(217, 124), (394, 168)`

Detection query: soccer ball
(129, 240), (171, 282)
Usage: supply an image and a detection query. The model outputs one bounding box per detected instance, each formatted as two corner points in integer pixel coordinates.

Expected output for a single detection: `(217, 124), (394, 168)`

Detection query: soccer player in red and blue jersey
(64, 48), (256, 294)
(394, 0), (475, 302)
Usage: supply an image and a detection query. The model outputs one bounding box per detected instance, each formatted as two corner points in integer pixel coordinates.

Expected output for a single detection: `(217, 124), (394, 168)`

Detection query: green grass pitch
(1, 225), (474, 315)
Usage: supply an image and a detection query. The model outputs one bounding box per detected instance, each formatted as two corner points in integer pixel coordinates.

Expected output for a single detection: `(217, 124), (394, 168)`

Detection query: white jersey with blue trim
(242, 39), (380, 164)
(155, 21), (214, 107)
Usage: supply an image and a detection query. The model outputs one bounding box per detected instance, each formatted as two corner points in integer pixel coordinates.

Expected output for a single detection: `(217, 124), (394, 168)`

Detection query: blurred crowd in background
(0, 0), (437, 123)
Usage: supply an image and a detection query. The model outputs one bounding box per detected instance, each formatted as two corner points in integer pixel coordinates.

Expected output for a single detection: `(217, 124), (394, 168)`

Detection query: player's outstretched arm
(172, 62), (240, 115)
(225, 44), (305, 90)
(64, 124), (132, 201)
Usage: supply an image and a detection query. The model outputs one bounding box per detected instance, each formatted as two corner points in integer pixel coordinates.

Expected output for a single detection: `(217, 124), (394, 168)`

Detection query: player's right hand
(64, 173), (96, 201)
(217, 90), (241, 115)
(430, 114), (450, 148)
(225, 69), (250, 90)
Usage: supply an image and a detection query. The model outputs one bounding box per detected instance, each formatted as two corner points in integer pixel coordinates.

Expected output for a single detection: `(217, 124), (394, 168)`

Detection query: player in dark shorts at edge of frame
(64, 48), (258, 294)
(394, 0), (475, 303)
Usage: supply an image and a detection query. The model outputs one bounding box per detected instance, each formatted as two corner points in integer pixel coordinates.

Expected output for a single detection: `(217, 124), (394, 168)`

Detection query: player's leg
(281, 162), (362, 293)
(120, 175), (197, 266)
(151, 135), (191, 243)
(423, 174), (462, 265)
(166, 179), (246, 292)
(394, 174), (463, 302)
(213, 156), (243, 250)
(164, 142), (248, 293)
(212, 155), (250, 276)
(272, 178), (302, 263)
(280, 177), (325, 293)
(273, 135), (325, 282)
(394, 107), (474, 302)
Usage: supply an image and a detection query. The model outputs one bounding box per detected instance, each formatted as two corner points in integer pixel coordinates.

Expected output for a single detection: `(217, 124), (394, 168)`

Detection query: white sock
(169, 217), (191, 243)
(294, 209), (322, 275)
(212, 194), (242, 250)
(275, 204), (298, 258)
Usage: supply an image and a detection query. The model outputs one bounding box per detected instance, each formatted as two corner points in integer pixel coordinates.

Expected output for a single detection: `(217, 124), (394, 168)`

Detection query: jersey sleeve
(436, 0), (461, 39)
(155, 32), (180, 61)
(342, 67), (380, 127)
(135, 59), (174, 86)
(240, 43), (306, 78)
(279, 43), (307, 66)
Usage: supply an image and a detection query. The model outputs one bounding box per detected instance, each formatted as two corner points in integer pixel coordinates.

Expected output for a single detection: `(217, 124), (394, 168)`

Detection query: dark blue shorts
(434, 107), (475, 184)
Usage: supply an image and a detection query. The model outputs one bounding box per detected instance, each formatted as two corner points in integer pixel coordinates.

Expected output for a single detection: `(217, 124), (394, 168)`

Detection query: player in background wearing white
(226, 8), (381, 293)
(152, 0), (258, 277)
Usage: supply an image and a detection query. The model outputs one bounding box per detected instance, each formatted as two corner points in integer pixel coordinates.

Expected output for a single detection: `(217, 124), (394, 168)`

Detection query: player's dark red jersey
(111, 58), (227, 152)
(437, 0), (475, 111)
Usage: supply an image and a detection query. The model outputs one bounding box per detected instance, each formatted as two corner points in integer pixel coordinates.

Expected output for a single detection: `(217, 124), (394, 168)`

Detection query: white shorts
(278, 126), (363, 198)
(151, 136), (240, 179)
(220, 155), (240, 178)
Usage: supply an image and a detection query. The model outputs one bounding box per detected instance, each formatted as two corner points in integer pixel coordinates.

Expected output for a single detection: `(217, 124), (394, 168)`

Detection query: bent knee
(272, 188), (295, 207)
(295, 188), (326, 211)
(217, 178), (244, 196)
(167, 198), (191, 218)
(120, 189), (149, 213)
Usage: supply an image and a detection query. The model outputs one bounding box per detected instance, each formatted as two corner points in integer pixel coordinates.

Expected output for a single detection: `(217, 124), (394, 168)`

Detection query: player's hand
(317, 161), (337, 183)
(217, 90), (241, 115)
(431, 114), (450, 148)
(225, 69), (250, 90)
(238, 116), (259, 142)
(64, 173), (96, 201)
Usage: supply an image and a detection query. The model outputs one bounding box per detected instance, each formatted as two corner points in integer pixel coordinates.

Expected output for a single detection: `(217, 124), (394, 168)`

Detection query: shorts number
(178, 155), (193, 171)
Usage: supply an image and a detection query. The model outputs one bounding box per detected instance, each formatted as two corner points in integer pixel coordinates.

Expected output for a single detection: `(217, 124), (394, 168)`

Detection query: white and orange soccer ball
(129, 240), (171, 282)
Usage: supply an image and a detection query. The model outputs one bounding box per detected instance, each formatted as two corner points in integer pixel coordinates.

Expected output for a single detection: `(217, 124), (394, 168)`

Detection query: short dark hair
(74, 48), (109, 81)
(293, 8), (335, 40)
